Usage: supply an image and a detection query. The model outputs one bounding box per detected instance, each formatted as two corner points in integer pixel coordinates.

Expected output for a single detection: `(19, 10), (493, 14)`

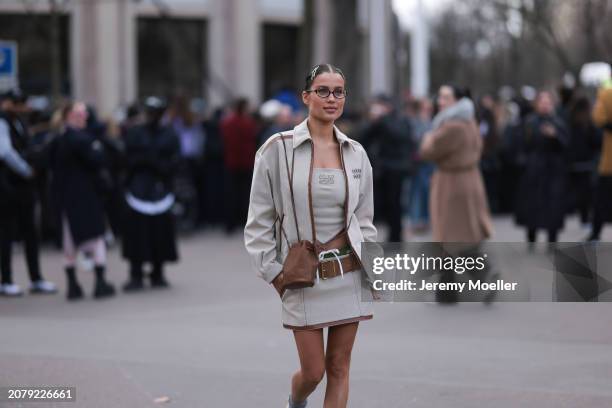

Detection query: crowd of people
(0, 93), (187, 298)
(1, 73), (611, 299)
(358, 84), (611, 246)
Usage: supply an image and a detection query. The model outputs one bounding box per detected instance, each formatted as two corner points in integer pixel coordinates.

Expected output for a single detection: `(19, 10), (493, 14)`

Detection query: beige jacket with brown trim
(244, 118), (377, 287)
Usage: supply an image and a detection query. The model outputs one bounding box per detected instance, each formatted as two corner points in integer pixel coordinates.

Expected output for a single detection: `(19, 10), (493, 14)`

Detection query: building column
(368, 0), (392, 96)
(312, 0), (331, 66)
(411, 0), (429, 98)
(71, 0), (135, 117)
(208, 0), (261, 108)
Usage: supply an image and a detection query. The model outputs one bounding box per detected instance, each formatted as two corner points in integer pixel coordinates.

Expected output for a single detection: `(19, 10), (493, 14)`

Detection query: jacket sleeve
(354, 147), (381, 287)
(0, 119), (33, 178)
(554, 118), (570, 148)
(244, 146), (283, 284)
(592, 88), (611, 127)
(419, 122), (464, 162)
(354, 149), (377, 243)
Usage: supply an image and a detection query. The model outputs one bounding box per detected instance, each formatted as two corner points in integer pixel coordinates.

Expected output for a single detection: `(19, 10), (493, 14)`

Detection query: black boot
(93, 265), (116, 299)
(65, 266), (84, 301)
(586, 220), (603, 242)
(435, 270), (458, 305)
(123, 262), (144, 293)
(150, 262), (170, 288)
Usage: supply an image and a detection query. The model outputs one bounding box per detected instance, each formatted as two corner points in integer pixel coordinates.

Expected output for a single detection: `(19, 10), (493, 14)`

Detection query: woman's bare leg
(61, 216), (77, 267)
(291, 328), (325, 404)
(323, 322), (359, 408)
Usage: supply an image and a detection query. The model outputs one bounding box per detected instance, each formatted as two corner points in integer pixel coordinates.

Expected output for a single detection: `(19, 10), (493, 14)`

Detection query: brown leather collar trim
(283, 315), (373, 331)
(260, 132), (293, 154)
(339, 141), (349, 229)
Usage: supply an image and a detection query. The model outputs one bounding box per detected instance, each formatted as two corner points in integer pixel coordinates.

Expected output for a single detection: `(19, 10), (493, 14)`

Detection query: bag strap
(280, 134), (302, 242)
(307, 140), (317, 248)
(275, 213), (290, 248)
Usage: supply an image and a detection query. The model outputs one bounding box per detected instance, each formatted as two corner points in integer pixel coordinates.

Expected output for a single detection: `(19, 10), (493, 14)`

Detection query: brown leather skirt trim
(283, 315), (373, 331)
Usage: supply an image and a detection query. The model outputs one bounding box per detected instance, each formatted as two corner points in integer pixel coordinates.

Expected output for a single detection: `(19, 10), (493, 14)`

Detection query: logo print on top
(319, 174), (335, 185)
(352, 168), (361, 179)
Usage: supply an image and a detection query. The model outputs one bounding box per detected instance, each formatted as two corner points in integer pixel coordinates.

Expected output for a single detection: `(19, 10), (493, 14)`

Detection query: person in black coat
(566, 97), (601, 225)
(201, 108), (226, 227)
(0, 90), (57, 296)
(499, 97), (532, 214)
(477, 95), (501, 213)
(86, 105), (125, 242)
(121, 97), (180, 291)
(515, 91), (570, 244)
(50, 101), (115, 300)
(360, 94), (415, 242)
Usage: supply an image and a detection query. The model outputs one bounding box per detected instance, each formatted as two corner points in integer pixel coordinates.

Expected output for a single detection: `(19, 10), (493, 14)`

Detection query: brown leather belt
(313, 229), (363, 280)
(318, 252), (361, 280)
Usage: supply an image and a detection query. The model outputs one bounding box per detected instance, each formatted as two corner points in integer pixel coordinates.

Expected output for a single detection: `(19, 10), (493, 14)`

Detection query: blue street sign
(0, 41), (18, 91)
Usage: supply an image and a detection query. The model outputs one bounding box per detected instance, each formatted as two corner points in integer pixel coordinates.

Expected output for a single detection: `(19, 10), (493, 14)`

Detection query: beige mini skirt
(281, 267), (373, 331)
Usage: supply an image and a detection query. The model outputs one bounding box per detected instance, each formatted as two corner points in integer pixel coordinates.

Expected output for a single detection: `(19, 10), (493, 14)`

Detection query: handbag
(272, 136), (319, 296)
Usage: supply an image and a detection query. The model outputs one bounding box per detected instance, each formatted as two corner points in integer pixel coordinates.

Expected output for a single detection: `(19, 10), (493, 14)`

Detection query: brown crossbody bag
(272, 135), (360, 297)
(272, 136), (319, 296)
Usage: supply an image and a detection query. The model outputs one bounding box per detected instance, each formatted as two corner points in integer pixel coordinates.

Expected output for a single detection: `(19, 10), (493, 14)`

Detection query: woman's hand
(271, 272), (285, 297)
(540, 123), (557, 138)
(370, 287), (382, 301)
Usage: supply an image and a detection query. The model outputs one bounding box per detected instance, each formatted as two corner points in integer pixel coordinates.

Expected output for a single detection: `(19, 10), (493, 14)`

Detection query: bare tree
(487, 0), (612, 75)
(429, 0), (612, 94)
(578, 0), (612, 62)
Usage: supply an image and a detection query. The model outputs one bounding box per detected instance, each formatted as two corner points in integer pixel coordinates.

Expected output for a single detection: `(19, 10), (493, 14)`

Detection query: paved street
(1, 216), (612, 407)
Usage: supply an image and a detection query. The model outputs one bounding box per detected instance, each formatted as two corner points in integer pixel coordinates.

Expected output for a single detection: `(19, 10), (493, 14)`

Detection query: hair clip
(310, 65), (320, 80)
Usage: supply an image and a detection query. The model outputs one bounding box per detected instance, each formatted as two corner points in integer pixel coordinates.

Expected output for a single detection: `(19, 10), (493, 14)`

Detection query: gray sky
(392, 0), (452, 30)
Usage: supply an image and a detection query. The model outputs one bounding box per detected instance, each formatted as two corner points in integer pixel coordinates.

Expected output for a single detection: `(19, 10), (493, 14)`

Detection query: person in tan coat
(588, 77), (612, 241)
(419, 85), (493, 243)
(419, 85), (495, 304)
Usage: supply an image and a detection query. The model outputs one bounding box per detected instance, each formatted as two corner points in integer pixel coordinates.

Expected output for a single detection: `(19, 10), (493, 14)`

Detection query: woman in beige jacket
(244, 64), (377, 408)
